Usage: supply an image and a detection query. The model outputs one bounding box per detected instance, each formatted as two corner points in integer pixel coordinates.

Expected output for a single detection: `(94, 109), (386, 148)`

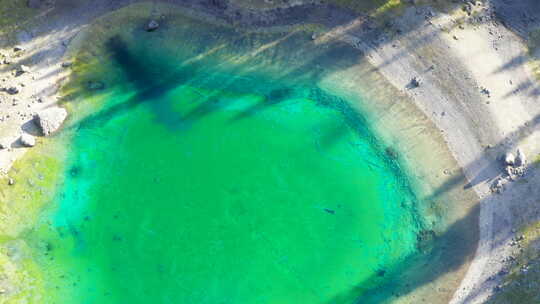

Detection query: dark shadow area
(427, 113), (540, 201)
(229, 87), (294, 122)
(326, 204), (480, 304)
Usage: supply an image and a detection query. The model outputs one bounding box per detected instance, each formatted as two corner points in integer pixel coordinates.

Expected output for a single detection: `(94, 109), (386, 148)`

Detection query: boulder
(20, 133), (35, 147)
(146, 20), (160, 32)
(504, 152), (515, 166)
(35, 107), (68, 136)
(515, 148), (526, 167)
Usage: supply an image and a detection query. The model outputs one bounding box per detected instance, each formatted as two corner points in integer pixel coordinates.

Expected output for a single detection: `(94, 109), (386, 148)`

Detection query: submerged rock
(87, 80), (105, 90)
(35, 107), (68, 136)
(20, 133), (35, 147)
(146, 20), (160, 32)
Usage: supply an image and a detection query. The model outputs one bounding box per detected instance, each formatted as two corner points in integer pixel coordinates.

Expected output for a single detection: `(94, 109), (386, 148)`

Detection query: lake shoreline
(0, 0), (539, 303)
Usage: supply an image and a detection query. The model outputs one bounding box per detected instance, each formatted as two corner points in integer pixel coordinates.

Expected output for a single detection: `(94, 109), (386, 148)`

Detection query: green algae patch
(0, 138), (68, 303)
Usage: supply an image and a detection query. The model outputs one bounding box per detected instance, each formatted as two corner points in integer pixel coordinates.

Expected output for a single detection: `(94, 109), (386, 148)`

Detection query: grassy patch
(0, 138), (67, 302)
(528, 30), (540, 82)
(0, 0), (35, 42)
(488, 222), (540, 303)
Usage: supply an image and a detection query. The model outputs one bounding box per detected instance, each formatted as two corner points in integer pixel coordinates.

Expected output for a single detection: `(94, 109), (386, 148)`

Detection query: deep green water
(29, 31), (425, 304)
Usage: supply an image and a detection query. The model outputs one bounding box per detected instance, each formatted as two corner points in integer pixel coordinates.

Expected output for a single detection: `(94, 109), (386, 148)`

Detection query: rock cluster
(35, 107), (68, 136)
(491, 148), (528, 194)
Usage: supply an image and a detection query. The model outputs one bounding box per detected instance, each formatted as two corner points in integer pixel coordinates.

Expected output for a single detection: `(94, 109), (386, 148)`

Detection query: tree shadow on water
(327, 204), (480, 304)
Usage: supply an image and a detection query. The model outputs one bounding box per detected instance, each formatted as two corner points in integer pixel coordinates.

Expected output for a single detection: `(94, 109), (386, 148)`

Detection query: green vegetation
(0, 139), (67, 303)
(488, 222), (540, 303)
(528, 30), (540, 82)
(0, 0), (34, 41)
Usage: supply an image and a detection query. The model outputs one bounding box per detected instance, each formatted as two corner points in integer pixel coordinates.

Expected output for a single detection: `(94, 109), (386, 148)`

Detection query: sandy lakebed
(0, 0), (539, 303)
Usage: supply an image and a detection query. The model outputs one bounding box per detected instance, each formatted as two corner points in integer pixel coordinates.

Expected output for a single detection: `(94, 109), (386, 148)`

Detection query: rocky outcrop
(35, 107), (68, 136)
(19, 134), (35, 147)
(491, 148), (528, 194)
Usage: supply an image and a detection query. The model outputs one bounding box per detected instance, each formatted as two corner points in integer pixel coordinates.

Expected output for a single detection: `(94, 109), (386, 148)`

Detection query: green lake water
(27, 29), (426, 304)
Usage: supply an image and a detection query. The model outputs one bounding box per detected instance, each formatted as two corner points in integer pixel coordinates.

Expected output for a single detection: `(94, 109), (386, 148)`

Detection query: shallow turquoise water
(30, 33), (424, 304)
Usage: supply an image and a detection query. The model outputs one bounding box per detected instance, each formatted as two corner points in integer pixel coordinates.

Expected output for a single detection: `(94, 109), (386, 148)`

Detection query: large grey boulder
(35, 107), (67, 136)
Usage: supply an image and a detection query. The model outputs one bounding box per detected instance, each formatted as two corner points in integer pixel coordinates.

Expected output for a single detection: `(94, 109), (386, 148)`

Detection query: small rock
(407, 77), (420, 89)
(8, 178), (15, 186)
(20, 133), (36, 147)
(13, 46), (24, 52)
(0, 139), (9, 149)
(35, 107), (68, 136)
(19, 65), (30, 74)
(480, 87), (491, 97)
(6, 86), (19, 95)
(146, 20), (160, 32)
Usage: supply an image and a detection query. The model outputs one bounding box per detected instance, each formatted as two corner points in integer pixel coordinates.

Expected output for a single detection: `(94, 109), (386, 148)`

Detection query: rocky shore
(0, 0), (539, 303)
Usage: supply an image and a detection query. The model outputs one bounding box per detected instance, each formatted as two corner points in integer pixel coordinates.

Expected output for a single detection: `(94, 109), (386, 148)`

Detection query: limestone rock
(504, 152), (515, 166)
(146, 20), (160, 32)
(20, 133), (35, 147)
(35, 107), (68, 136)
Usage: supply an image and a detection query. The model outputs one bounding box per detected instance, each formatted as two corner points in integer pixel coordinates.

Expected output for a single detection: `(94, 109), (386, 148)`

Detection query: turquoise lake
(28, 27), (428, 304)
